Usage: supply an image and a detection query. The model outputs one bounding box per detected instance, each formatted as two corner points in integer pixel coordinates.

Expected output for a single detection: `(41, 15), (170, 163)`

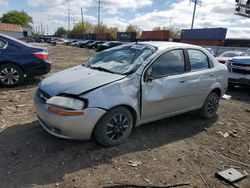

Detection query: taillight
(32, 52), (48, 60)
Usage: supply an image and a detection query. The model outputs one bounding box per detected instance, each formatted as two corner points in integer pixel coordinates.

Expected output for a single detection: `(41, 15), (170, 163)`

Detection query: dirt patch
(0, 46), (250, 188)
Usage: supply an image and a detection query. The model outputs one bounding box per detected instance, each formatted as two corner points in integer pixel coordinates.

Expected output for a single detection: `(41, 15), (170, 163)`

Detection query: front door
(141, 49), (191, 123)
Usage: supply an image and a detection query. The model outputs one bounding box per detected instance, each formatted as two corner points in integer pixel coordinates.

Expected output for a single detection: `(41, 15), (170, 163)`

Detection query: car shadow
(227, 86), (250, 102)
(0, 77), (42, 92)
(0, 112), (218, 187)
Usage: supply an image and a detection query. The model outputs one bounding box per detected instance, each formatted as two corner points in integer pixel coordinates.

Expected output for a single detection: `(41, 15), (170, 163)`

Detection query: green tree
(55, 27), (67, 37)
(108, 27), (119, 39)
(72, 22), (93, 34)
(1, 10), (33, 27)
(93, 23), (109, 33)
(126, 24), (141, 38)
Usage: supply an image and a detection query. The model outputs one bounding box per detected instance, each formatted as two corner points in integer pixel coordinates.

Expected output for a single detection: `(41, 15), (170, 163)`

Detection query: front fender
(81, 75), (141, 126)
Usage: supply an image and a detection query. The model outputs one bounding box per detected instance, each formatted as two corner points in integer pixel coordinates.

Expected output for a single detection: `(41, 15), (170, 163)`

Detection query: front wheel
(200, 92), (220, 119)
(94, 107), (133, 147)
(0, 63), (24, 87)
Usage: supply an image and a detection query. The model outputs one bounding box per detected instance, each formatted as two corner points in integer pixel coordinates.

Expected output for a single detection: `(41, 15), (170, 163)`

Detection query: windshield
(86, 43), (156, 75)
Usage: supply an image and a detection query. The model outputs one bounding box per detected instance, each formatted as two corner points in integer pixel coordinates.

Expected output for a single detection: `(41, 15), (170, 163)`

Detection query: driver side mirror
(144, 67), (154, 82)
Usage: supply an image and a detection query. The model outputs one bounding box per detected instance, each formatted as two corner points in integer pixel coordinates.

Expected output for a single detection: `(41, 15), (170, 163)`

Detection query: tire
(200, 92), (220, 119)
(0, 63), (24, 87)
(228, 83), (235, 89)
(94, 107), (133, 147)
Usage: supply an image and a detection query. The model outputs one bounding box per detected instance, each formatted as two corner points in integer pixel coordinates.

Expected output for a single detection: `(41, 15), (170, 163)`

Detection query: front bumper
(34, 94), (106, 140)
(228, 72), (250, 86)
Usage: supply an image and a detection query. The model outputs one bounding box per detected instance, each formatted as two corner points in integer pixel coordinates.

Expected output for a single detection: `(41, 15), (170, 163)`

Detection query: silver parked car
(34, 42), (228, 146)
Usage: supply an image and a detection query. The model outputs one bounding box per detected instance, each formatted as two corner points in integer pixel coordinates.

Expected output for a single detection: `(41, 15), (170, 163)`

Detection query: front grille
(37, 89), (51, 103)
(231, 63), (250, 74)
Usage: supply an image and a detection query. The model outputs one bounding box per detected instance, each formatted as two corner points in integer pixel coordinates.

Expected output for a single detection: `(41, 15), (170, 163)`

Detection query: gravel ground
(0, 45), (250, 188)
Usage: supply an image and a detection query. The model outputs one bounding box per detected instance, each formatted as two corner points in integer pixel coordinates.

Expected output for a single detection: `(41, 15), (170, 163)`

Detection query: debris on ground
(128, 160), (142, 167)
(215, 168), (247, 184)
(223, 132), (229, 138)
(222, 94), (232, 100)
(102, 182), (191, 188)
(229, 131), (238, 138)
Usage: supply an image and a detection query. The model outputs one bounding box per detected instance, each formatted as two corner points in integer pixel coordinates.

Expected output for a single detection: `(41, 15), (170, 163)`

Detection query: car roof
(138, 41), (198, 49)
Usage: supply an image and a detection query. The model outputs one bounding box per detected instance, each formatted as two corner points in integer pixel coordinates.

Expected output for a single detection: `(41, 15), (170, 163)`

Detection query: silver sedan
(34, 42), (228, 146)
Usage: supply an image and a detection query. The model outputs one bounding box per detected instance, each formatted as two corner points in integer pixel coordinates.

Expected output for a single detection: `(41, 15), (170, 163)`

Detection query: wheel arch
(210, 87), (222, 97)
(91, 104), (138, 139)
(0, 61), (26, 75)
(105, 104), (138, 127)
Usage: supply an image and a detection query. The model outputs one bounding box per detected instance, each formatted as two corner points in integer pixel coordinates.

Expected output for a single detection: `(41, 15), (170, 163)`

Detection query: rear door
(184, 49), (216, 106)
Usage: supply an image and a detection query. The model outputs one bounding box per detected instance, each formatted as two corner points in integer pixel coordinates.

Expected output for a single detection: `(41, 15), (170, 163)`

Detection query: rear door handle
(180, 79), (186, 83)
(210, 73), (214, 77)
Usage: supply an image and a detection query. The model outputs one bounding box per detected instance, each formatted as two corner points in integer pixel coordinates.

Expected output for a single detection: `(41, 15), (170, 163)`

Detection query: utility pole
(98, 0), (101, 29)
(68, 0), (70, 31)
(190, 0), (202, 29)
(81, 8), (85, 40)
(94, 0), (104, 32)
(191, 1), (197, 29)
(40, 21), (43, 35)
(47, 25), (49, 36)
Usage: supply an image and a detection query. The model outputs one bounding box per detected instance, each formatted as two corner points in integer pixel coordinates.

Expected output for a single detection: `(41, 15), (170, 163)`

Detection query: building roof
(0, 23), (23, 33)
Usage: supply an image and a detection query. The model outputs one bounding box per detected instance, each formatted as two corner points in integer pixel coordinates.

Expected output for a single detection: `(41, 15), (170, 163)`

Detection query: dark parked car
(33, 37), (44, 43)
(226, 49), (250, 87)
(25, 36), (36, 43)
(96, 41), (124, 52)
(0, 34), (51, 87)
(87, 41), (105, 49)
(79, 40), (95, 48)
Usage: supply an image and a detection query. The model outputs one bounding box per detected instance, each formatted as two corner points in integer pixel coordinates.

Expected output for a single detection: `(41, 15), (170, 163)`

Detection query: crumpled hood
(39, 65), (125, 96)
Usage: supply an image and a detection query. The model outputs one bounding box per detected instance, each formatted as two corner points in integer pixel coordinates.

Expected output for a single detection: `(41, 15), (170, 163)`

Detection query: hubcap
(106, 113), (129, 141)
(207, 95), (218, 115)
(0, 67), (19, 85)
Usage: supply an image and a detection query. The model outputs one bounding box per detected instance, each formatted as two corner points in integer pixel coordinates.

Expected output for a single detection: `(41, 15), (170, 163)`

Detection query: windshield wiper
(90, 66), (115, 74)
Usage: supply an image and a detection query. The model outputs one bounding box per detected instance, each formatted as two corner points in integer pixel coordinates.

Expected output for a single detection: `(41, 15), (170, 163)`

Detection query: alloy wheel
(106, 113), (129, 141)
(0, 67), (20, 86)
(207, 95), (219, 115)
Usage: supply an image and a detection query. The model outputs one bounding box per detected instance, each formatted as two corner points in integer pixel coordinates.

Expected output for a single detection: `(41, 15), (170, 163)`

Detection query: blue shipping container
(117, 32), (136, 42)
(181, 28), (227, 40)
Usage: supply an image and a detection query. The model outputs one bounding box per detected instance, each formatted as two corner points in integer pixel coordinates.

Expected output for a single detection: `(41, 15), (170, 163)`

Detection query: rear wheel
(94, 107), (133, 147)
(0, 63), (24, 87)
(200, 92), (220, 119)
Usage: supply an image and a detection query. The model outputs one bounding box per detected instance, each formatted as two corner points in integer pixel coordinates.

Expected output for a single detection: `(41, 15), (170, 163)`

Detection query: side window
(0, 39), (7, 48)
(151, 49), (185, 78)
(188, 49), (209, 71)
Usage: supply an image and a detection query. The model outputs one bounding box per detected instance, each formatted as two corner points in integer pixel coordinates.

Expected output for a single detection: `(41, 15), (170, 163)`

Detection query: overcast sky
(0, 0), (250, 38)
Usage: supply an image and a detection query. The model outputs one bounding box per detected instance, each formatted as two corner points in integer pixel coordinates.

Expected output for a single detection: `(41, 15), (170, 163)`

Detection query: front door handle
(210, 73), (214, 77)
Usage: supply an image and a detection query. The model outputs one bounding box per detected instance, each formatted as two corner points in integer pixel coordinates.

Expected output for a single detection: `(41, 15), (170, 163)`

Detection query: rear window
(188, 49), (209, 71)
(0, 39), (7, 48)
